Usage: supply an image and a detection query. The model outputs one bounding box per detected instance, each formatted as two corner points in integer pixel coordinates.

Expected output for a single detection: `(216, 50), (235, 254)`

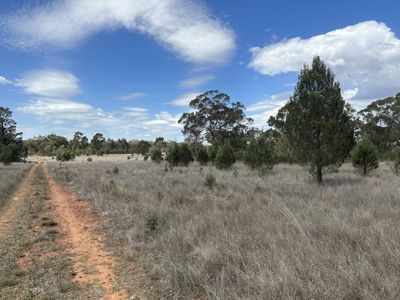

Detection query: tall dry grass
(0, 163), (31, 207)
(52, 160), (400, 299)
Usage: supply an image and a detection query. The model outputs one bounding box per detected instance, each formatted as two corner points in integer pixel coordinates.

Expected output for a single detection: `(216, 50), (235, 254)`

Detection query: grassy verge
(0, 164), (81, 299)
(0, 163), (31, 209)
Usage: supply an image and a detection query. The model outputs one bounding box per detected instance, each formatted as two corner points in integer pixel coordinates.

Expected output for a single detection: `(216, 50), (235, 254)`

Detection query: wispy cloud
(169, 92), (200, 106)
(0, 75), (13, 85)
(179, 74), (215, 89)
(118, 92), (146, 101)
(249, 21), (400, 102)
(2, 0), (235, 65)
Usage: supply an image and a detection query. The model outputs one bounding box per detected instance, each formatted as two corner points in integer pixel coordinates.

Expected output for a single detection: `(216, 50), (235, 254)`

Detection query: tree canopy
(269, 56), (355, 183)
(178, 90), (254, 149)
(0, 107), (24, 163)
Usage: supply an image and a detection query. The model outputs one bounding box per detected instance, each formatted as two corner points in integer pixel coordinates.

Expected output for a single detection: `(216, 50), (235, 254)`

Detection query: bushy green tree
(0, 107), (24, 164)
(244, 133), (276, 173)
(196, 147), (209, 165)
(207, 145), (218, 164)
(149, 146), (162, 162)
(166, 143), (193, 167)
(215, 143), (236, 169)
(269, 56), (355, 183)
(351, 137), (379, 175)
(56, 147), (75, 161)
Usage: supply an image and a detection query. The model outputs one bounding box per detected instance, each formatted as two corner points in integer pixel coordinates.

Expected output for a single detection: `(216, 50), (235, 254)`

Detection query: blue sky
(0, 0), (399, 141)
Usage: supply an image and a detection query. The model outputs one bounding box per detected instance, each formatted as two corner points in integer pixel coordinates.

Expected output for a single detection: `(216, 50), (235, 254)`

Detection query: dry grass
(51, 160), (400, 299)
(0, 163), (31, 208)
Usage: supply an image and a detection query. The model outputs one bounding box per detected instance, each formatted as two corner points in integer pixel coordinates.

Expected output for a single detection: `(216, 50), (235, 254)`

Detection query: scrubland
(0, 163), (30, 207)
(51, 159), (400, 299)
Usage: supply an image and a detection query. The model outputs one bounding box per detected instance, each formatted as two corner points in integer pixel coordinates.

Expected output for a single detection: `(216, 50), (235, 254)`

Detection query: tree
(351, 137), (379, 175)
(270, 56), (355, 183)
(358, 93), (400, 155)
(0, 107), (24, 164)
(166, 143), (193, 167)
(215, 143), (236, 169)
(392, 150), (400, 175)
(149, 146), (162, 162)
(244, 133), (277, 173)
(90, 133), (105, 155)
(178, 90), (254, 149)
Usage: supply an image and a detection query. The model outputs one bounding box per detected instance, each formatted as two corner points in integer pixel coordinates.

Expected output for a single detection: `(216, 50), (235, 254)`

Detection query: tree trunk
(317, 166), (323, 184)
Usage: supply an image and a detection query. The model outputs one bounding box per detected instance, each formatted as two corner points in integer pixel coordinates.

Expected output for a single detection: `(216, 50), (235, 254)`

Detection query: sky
(0, 0), (399, 141)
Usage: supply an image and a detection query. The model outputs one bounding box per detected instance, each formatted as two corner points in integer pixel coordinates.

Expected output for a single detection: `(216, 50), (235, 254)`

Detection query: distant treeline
(1, 56), (399, 183)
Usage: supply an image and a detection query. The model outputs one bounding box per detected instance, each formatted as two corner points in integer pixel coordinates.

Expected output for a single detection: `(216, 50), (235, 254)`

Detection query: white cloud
(169, 92), (200, 106)
(119, 92), (146, 101)
(0, 76), (13, 85)
(179, 74), (215, 89)
(249, 21), (400, 102)
(123, 107), (149, 119)
(2, 0), (235, 64)
(16, 69), (80, 98)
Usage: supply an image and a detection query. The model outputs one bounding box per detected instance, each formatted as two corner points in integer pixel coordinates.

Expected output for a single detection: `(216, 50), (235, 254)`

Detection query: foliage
(358, 93), (400, 155)
(179, 90), (254, 149)
(150, 146), (163, 162)
(204, 172), (216, 188)
(207, 145), (218, 164)
(0, 107), (24, 164)
(166, 143), (193, 167)
(55, 147), (75, 161)
(244, 133), (277, 173)
(196, 147), (209, 165)
(215, 143), (236, 169)
(351, 137), (379, 175)
(90, 133), (106, 155)
(269, 56), (355, 183)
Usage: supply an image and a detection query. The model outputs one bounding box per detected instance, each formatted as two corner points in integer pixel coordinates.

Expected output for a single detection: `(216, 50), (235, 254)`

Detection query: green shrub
(351, 137), (379, 175)
(207, 145), (218, 164)
(244, 134), (277, 174)
(87, 157), (92, 162)
(127, 155), (131, 160)
(150, 146), (162, 162)
(215, 143), (236, 169)
(166, 143), (193, 167)
(0, 143), (23, 165)
(196, 147), (209, 165)
(56, 148), (75, 161)
(205, 173), (216, 188)
(112, 166), (119, 174)
(143, 154), (149, 161)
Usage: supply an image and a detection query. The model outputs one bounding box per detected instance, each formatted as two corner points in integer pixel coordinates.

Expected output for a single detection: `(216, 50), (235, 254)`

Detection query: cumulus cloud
(179, 74), (215, 89)
(169, 92), (200, 106)
(16, 69), (80, 98)
(2, 0), (235, 64)
(249, 21), (400, 102)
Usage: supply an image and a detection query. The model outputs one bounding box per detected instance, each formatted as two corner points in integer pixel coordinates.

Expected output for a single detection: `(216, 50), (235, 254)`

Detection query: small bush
(112, 166), (119, 174)
(207, 145), (218, 164)
(205, 173), (216, 188)
(166, 143), (193, 167)
(87, 157), (92, 162)
(196, 147), (209, 165)
(56, 148), (75, 161)
(351, 137), (379, 175)
(244, 134), (277, 174)
(215, 143), (236, 169)
(143, 154), (149, 161)
(127, 155), (131, 160)
(150, 147), (162, 162)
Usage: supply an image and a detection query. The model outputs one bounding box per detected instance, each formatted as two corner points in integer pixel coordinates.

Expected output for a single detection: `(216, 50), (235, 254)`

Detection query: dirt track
(0, 164), (37, 241)
(0, 163), (136, 299)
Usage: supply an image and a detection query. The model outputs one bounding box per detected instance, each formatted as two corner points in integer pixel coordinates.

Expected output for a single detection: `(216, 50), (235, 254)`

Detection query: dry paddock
(50, 158), (400, 299)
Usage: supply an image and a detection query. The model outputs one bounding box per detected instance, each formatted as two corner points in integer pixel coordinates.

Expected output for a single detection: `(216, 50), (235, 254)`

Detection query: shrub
(143, 154), (149, 161)
(0, 143), (23, 165)
(112, 166), (119, 174)
(215, 143), (235, 169)
(244, 134), (277, 174)
(351, 137), (379, 175)
(196, 147), (209, 165)
(127, 155), (131, 160)
(150, 146), (162, 162)
(204, 173), (216, 188)
(207, 145), (218, 164)
(87, 157), (92, 162)
(166, 143), (193, 167)
(56, 148), (75, 161)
